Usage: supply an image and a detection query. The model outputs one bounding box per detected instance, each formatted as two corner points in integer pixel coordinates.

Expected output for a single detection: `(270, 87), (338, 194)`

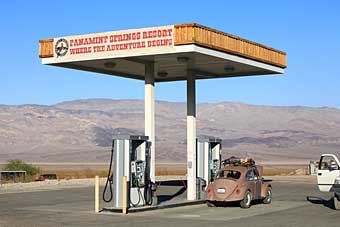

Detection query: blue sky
(1, 0), (340, 107)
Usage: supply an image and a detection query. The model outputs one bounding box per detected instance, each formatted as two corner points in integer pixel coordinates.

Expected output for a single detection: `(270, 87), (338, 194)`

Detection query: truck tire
(334, 196), (340, 210)
(206, 201), (216, 207)
(240, 191), (252, 209)
(263, 188), (272, 204)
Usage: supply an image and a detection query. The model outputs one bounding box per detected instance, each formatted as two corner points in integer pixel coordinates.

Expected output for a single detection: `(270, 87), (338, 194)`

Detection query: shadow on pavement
(157, 186), (187, 204)
(306, 196), (334, 210)
(156, 180), (187, 187)
(211, 199), (265, 208)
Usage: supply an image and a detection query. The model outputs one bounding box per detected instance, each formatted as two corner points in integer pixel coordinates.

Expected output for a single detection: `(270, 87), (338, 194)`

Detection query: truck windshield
(217, 170), (241, 180)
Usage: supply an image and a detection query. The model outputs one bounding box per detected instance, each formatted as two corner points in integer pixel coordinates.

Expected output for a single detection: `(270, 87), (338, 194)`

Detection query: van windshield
(217, 170), (241, 180)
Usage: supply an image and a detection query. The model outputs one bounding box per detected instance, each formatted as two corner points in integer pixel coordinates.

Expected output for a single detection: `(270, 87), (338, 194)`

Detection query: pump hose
(130, 188), (141, 207)
(144, 180), (153, 205)
(103, 142), (114, 203)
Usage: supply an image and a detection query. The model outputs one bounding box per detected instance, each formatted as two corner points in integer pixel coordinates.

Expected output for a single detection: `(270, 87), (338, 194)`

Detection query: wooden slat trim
(39, 39), (54, 58)
(175, 23), (286, 54)
(39, 24), (287, 68)
(174, 23), (287, 68)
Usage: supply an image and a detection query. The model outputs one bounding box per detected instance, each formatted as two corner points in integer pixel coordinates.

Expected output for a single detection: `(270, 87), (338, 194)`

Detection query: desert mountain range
(0, 99), (340, 164)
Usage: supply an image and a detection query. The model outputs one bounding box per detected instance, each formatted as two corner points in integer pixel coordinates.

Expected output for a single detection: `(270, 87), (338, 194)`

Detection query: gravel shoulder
(0, 175), (317, 194)
(0, 178), (107, 194)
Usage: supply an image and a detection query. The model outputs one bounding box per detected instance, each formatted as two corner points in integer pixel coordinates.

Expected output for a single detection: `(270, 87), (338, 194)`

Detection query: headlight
(334, 177), (340, 184)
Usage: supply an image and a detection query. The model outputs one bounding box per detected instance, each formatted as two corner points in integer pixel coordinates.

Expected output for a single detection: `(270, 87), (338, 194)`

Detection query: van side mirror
(330, 166), (337, 171)
(329, 162), (338, 171)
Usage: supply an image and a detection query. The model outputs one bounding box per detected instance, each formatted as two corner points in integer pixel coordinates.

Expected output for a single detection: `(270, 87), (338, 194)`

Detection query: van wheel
(263, 188), (272, 204)
(206, 201), (216, 207)
(240, 191), (252, 209)
(334, 196), (340, 210)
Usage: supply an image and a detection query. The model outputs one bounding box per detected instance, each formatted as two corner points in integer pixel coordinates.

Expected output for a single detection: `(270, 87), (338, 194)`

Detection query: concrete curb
(101, 200), (205, 214)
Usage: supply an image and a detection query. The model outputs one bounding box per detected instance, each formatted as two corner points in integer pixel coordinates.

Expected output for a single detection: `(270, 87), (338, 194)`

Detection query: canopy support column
(187, 69), (197, 201)
(145, 63), (155, 183)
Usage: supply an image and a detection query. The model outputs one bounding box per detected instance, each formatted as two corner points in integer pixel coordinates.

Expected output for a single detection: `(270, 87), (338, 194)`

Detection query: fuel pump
(103, 135), (155, 211)
(197, 137), (222, 186)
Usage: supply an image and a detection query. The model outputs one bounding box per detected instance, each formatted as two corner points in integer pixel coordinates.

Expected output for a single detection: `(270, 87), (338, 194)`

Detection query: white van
(317, 154), (340, 209)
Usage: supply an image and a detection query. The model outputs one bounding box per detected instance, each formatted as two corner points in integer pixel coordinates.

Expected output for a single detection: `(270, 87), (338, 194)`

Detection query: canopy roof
(39, 23), (286, 82)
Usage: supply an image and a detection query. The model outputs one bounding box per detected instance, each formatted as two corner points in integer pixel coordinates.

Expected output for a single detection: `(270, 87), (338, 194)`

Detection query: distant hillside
(1, 99), (340, 164)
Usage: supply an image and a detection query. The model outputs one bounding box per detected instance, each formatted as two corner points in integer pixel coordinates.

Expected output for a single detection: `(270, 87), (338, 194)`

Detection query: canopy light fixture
(177, 56), (189, 63)
(104, 62), (116, 69)
(157, 71), (168, 77)
(224, 66), (235, 72)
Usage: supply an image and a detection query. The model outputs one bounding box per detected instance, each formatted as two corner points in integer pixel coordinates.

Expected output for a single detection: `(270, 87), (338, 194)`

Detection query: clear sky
(1, 0), (340, 107)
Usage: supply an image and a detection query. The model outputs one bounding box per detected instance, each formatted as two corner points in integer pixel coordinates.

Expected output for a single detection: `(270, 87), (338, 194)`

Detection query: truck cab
(317, 154), (340, 209)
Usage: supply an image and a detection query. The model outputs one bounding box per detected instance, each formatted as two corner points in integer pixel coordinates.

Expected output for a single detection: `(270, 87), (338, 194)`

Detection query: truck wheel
(263, 188), (272, 204)
(240, 191), (252, 209)
(334, 196), (340, 210)
(206, 201), (216, 207)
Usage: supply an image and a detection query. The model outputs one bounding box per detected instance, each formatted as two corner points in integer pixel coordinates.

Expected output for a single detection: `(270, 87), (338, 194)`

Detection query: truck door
(317, 154), (340, 192)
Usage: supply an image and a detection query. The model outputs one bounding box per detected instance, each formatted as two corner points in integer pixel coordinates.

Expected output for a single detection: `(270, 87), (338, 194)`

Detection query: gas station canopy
(39, 23), (286, 82)
(39, 23), (286, 201)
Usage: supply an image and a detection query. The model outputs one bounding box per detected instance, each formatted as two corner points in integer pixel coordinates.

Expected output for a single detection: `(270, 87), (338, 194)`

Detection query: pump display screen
(131, 160), (145, 187)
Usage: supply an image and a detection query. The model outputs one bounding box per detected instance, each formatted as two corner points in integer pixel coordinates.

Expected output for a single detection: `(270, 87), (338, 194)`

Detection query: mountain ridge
(0, 99), (339, 163)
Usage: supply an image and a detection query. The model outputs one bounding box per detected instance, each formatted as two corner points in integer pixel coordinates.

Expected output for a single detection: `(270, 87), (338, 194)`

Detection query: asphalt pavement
(0, 179), (339, 227)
